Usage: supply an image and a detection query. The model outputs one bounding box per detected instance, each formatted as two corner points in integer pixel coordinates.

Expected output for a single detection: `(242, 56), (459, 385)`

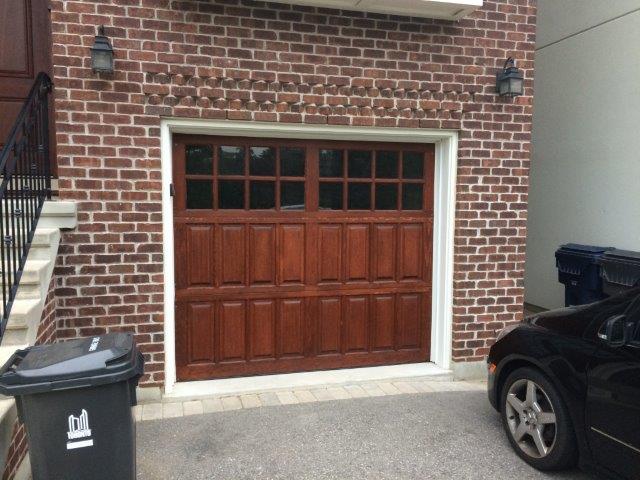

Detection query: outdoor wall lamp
(496, 57), (524, 97)
(90, 25), (114, 74)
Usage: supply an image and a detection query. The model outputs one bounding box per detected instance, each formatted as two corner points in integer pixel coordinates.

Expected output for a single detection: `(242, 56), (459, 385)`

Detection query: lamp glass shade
(91, 49), (113, 73)
(498, 78), (510, 96)
(508, 77), (524, 96)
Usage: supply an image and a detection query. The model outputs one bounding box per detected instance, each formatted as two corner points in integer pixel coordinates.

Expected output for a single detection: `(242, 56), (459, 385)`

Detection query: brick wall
(50, 0), (536, 386)
(2, 277), (58, 480)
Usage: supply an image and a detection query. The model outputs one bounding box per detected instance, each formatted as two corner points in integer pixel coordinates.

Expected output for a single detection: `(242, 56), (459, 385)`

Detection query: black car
(488, 288), (640, 479)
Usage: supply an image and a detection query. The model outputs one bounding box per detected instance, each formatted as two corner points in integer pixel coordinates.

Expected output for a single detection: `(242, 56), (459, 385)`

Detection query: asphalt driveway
(137, 390), (593, 480)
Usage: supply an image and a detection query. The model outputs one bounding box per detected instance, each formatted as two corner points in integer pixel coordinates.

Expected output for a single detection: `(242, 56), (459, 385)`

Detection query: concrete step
(0, 391), (17, 469)
(0, 344), (27, 361)
(39, 201), (77, 229)
(14, 259), (50, 287)
(2, 298), (40, 345)
(21, 228), (60, 261)
(0, 232), (55, 300)
(31, 228), (60, 247)
(0, 257), (51, 283)
(22, 244), (57, 261)
(13, 282), (41, 300)
(0, 202), (74, 232)
(4, 298), (40, 325)
(0, 227), (59, 253)
(0, 345), (26, 373)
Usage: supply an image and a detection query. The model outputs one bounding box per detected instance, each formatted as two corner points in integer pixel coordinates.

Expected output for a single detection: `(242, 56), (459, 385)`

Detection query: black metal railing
(0, 72), (53, 339)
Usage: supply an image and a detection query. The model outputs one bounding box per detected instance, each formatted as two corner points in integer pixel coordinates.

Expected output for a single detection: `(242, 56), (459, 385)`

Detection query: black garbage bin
(598, 249), (640, 296)
(0, 333), (144, 480)
(555, 243), (612, 306)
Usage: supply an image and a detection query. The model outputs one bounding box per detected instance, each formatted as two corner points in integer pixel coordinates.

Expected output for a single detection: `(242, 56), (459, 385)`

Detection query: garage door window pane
(186, 179), (213, 209)
(319, 182), (343, 210)
(219, 146), (245, 175)
(281, 148), (305, 177)
(375, 184), (398, 210)
(348, 183), (371, 210)
(402, 184), (423, 210)
(320, 150), (343, 178)
(186, 145), (213, 175)
(250, 181), (275, 209)
(219, 180), (244, 209)
(402, 152), (424, 179)
(375, 151), (398, 179)
(348, 151), (372, 178)
(250, 147), (276, 176)
(281, 182), (305, 210)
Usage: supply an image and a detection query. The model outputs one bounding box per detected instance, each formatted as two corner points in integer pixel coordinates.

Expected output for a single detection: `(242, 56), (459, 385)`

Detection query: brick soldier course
(49, 0), (536, 387)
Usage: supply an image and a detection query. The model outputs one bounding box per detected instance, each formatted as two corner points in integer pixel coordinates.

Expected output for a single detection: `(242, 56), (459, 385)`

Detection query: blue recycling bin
(555, 244), (612, 306)
(598, 249), (640, 296)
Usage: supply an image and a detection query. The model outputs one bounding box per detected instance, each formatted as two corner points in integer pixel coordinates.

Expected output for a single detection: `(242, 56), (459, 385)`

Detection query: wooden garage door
(173, 135), (434, 381)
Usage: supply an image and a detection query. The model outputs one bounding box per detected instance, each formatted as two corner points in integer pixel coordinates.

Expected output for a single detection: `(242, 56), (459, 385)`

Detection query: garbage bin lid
(0, 333), (143, 395)
(558, 244), (612, 254)
(601, 249), (640, 263)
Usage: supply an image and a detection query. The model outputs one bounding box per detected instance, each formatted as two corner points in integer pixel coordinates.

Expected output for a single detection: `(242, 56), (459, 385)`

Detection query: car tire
(500, 367), (578, 471)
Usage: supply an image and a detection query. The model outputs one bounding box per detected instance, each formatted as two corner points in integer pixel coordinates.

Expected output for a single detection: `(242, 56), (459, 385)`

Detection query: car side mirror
(598, 315), (628, 346)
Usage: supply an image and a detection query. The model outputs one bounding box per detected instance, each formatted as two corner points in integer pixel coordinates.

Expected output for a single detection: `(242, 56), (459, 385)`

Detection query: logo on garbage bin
(88, 337), (100, 352)
(66, 409), (93, 450)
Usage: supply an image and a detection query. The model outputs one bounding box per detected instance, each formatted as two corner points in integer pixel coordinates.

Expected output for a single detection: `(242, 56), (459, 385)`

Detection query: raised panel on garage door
(373, 225), (396, 281)
(318, 297), (341, 355)
(249, 226), (276, 286)
(318, 224), (342, 283)
(372, 295), (395, 351)
(187, 225), (214, 287)
(219, 302), (246, 362)
(398, 294), (421, 349)
(278, 225), (305, 285)
(279, 299), (305, 357)
(400, 224), (424, 281)
(249, 300), (276, 360)
(346, 225), (369, 282)
(219, 225), (245, 286)
(174, 136), (434, 380)
(344, 296), (369, 353)
(175, 302), (215, 366)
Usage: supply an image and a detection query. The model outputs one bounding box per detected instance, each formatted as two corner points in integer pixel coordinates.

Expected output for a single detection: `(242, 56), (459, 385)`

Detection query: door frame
(160, 118), (458, 393)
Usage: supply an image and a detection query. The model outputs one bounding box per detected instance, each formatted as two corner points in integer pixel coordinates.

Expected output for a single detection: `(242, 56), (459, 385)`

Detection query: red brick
(49, 0), (536, 388)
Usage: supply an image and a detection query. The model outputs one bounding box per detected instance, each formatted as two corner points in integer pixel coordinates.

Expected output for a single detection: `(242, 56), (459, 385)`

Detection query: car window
(626, 294), (640, 344)
(633, 323), (640, 344)
(584, 289), (640, 343)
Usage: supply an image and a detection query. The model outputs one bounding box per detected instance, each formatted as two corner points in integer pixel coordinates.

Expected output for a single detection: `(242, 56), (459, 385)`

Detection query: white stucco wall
(525, 1), (640, 309)
(536, 0), (640, 47)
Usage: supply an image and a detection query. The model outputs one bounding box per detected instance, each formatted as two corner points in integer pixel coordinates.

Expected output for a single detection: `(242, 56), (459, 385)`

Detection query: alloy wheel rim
(505, 379), (557, 459)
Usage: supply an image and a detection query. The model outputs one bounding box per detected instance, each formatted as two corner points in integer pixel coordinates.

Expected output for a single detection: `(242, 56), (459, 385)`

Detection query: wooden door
(174, 135), (434, 380)
(0, 0), (54, 156)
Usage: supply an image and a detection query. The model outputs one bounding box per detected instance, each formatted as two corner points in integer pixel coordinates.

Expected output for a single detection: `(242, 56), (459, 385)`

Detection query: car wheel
(500, 367), (578, 470)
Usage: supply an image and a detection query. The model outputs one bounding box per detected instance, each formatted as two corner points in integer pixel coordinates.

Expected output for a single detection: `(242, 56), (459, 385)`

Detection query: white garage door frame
(160, 118), (458, 394)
